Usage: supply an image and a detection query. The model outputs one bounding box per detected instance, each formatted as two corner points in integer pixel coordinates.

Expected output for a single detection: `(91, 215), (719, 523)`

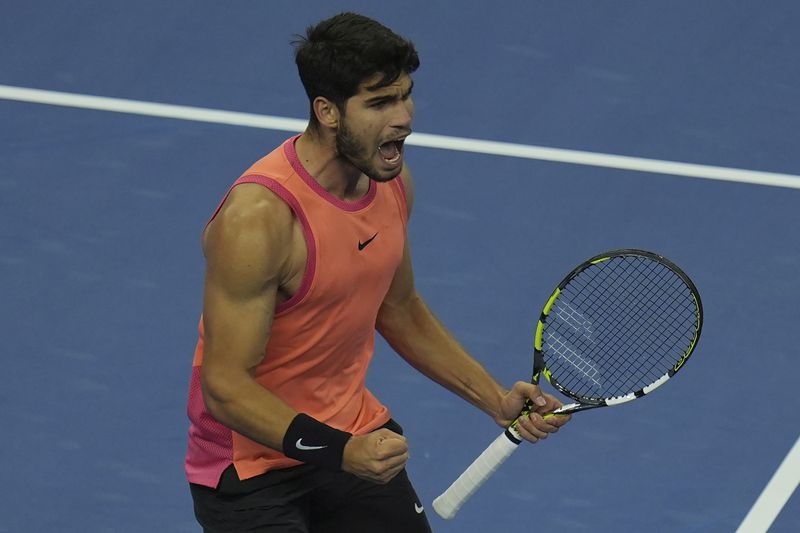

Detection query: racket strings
(575, 259), (692, 391)
(543, 255), (698, 399)
(588, 265), (692, 385)
(575, 260), (693, 392)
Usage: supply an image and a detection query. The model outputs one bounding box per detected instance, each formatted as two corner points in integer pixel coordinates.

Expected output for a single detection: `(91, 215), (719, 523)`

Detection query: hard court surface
(1, 2), (798, 531)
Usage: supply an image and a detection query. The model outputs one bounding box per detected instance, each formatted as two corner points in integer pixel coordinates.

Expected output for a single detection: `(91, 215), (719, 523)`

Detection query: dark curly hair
(293, 13), (420, 127)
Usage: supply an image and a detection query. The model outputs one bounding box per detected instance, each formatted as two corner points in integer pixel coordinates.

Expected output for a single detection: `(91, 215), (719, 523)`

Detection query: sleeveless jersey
(185, 135), (408, 488)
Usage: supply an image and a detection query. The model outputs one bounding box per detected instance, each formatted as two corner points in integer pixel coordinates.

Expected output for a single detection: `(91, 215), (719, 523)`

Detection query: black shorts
(189, 420), (432, 533)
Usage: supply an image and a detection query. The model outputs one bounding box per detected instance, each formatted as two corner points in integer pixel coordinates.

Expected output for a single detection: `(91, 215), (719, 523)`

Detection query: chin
(358, 158), (403, 183)
(368, 168), (402, 183)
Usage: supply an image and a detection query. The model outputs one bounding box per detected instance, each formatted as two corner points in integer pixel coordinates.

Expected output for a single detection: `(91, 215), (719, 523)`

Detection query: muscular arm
(377, 165), (569, 439)
(376, 168), (505, 419)
(199, 184), (298, 451)
(378, 255), (508, 418)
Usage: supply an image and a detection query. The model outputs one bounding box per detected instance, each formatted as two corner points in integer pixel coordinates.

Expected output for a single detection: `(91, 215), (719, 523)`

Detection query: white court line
(735, 435), (800, 533)
(0, 84), (308, 132)
(1, 83), (799, 189)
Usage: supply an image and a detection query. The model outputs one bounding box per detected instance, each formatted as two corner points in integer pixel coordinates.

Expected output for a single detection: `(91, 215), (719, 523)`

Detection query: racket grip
(432, 429), (521, 519)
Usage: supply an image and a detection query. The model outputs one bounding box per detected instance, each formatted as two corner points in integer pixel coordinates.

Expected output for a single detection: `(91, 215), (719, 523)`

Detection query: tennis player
(185, 12), (570, 532)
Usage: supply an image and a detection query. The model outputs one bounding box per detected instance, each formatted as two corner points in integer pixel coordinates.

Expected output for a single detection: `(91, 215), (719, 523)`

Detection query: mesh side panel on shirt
(185, 366), (233, 487)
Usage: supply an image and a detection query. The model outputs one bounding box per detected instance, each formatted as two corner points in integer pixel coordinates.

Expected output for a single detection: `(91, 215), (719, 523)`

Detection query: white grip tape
(432, 430), (521, 519)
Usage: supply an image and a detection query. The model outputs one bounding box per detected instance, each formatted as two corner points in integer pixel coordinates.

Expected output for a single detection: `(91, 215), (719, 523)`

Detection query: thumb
(532, 387), (547, 407)
(517, 381), (547, 407)
(515, 381), (547, 407)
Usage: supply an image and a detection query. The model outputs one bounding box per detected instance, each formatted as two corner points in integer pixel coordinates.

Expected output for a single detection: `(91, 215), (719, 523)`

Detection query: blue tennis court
(1, 2), (798, 531)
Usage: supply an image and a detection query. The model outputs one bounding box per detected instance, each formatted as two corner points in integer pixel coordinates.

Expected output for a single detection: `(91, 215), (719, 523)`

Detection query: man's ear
(312, 97), (341, 129)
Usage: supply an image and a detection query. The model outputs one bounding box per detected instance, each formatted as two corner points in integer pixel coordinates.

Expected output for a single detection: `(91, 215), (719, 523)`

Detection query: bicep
(202, 267), (277, 376)
(201, 187), (292, 378)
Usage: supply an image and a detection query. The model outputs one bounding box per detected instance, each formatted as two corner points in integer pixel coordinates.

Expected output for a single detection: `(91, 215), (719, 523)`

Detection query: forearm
(377, 293), (506, 419)
(201, 368), (297, 452)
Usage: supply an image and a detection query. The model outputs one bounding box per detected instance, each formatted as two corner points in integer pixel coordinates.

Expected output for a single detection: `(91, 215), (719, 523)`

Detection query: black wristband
(282, 413), (352, 471)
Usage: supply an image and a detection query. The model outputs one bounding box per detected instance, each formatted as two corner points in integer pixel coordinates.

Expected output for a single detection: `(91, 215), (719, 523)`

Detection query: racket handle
(432, 428), (521, 519)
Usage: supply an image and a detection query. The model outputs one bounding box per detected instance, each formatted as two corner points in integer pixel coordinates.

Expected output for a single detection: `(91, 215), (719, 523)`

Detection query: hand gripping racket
(432, 249), (703, 519)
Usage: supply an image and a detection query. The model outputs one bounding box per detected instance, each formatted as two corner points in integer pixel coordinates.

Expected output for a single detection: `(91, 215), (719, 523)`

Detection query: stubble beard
(335, 119), (398, 183)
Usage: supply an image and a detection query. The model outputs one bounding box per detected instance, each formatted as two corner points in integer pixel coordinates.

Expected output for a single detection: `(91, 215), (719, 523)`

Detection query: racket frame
(526, 248), (703, 418)
(434, 249), (703, 519)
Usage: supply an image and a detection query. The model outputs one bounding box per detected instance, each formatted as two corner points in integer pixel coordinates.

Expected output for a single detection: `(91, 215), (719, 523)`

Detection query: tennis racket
(432, 249), (703, 519)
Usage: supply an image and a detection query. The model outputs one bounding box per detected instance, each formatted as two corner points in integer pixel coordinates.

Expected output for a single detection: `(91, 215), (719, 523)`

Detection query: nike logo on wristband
(295, 438), (328, 451)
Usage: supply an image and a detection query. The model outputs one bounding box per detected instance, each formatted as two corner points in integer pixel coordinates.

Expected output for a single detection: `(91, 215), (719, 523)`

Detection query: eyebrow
(364, 80), (414, 104)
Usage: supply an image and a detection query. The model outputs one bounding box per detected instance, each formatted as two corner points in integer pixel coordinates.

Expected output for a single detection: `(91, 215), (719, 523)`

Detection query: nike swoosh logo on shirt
(295, 438), (328, 451)
(414, 503), (424, 514)
(358, 232), (378, 251)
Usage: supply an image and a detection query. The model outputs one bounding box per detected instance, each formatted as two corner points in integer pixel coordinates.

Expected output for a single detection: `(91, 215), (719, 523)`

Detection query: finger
(373, 435), (409, 461)
(374, 429), (407, 447)
(370, 452), (409, 484)
(537, 393), (564, 412)
(514, 381), (547, 407)
(543, 413), (571, 427)
(384, 463), (406, 482)
(376, 463), (406, 484)
(376, 437), (409, 457)
(383, 450), (409, 472)
(526, 412), (561, 433)
(515, 425), (542, 443)
(516, 414), (550, 441)
(382, 452), (407, 472)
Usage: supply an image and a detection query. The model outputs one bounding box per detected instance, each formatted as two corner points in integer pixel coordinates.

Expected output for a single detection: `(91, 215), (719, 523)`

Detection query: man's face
(335, 72), (415, 182)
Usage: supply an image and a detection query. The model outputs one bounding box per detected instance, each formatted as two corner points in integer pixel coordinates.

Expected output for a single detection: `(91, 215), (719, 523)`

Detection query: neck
(294, 129), (368, 200)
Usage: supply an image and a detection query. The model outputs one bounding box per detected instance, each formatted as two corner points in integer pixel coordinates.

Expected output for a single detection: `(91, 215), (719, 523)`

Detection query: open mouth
(377, 138), (406, 165)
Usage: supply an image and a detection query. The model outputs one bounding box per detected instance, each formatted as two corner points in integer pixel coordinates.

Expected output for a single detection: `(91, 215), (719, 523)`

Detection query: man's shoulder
(218, 183), (294, 230)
